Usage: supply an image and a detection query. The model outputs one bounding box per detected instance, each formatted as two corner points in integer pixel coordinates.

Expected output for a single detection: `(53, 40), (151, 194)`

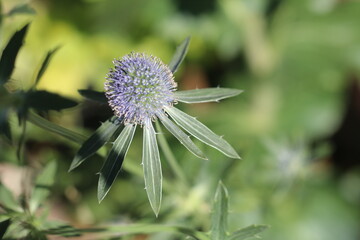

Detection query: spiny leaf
(227, 225), (269, 240)
(211, 181), (229, 240)
(69, 117), (122, 171)
(142, 122), (162, 216)
(165, 106), (240, 159)
(34, 47), (60, 86)
(78, 89), (107, 103)
(29, 161), (57, 213)
(175, 88), (243, 103)
(158, 112), (207, 160)
(98, 124), (136, 202)
(0, 24), (29, 84)
(25, 90), (77, 111)
(168, 36), (190, 73)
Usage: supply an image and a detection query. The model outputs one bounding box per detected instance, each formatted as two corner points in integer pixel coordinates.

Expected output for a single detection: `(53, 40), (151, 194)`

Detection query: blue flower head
(71, 38), (242, 216)
(105, 53), (177, 125)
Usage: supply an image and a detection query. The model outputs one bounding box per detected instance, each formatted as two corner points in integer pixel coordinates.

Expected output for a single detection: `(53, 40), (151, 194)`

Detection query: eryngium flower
(105, 53), (177, 125)
(70, 39), (242, 216)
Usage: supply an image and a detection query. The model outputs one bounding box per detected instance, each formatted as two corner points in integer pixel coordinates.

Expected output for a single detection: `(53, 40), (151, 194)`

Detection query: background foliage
(1, 0), (360, 239)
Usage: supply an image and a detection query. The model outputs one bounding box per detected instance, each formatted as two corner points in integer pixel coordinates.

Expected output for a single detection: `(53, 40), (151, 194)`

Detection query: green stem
(27, 111), (87, 144)
(155, 120), (189, 187)
(105, 224), (210, 240)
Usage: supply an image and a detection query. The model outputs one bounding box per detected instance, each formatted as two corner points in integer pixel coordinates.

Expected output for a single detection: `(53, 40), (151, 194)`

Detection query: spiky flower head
(105, 52), (177, 125)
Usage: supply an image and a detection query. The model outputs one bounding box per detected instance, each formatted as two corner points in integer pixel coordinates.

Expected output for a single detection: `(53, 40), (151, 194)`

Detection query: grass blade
(69, 117), (121, 171)
(0, 24), (29, 84)
(168, 36), (190, 73)
(142, 121), (162, 216)
(165, 106), (240, 159)
(157, 112), (207, 160)
(175, 88), (243, 103)
(98, 124), (136, 202)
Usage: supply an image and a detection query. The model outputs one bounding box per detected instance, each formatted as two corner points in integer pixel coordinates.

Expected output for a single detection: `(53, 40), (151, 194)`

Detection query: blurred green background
(1, 0), (360, 239)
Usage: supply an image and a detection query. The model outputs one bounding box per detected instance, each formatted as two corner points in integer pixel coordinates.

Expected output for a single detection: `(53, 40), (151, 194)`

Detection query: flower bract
(71, 38), (242, 216)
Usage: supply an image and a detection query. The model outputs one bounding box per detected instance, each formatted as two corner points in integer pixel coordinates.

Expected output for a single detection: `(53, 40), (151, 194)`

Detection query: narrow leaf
(6, 4), (36, 16)
(98, 124), (136, 202)
(69, 116), (122, 171)
(29, 161), (57, 212)
(157, 112), (207, 160)
(142, 121), (162, 216)
(227, 225), (269, 240)
(27, 111), (87, 144)
(168, 36), (190, 73)
(34, 47), (60, 86)
(0, 183), (21, 212)
(0, 109), (11, 141)
(78, 89), (107, 103)
(175, 88), (243, 103)
(25, 90), (77, 111)
(211, 181), (229, 240)
(165, 106), (240, 159)
(0, 219), (11, 239)
(0, 24), (29, 84)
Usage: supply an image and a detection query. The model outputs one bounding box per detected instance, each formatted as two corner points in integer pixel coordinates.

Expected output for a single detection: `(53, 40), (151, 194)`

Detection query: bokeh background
(1, 0), (360, 239)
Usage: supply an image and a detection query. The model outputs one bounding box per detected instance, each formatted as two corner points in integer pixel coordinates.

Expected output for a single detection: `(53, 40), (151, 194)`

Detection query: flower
(70, 39), (242, 216)
(104, 52), (177, 125)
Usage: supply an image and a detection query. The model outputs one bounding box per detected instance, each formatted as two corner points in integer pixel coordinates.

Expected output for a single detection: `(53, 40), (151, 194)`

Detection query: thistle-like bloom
(105, 52), (177, 125)
(70, 38), (241, 216)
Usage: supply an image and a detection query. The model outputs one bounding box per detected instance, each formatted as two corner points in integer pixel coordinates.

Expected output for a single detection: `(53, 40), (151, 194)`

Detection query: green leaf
(0, 109), (11, 141)
(0, 183), (21, 212)
(78, 89), (107, 103)
(0, 219), (11, 239)
(142, 122), (162, 216)
(175, 88), (243, 103)
(168, 36), (190, 73)
(0, 24), (29, 84)
(29, 161), (57, 212)
(211, 181), (229, 240)
(25, 90), (77, 111)
(6, 4), (36, 16)
(34, 47), (60, 86)
(27, 111), (87, 144)
(98, 124), (136, 202)
(158, 112), (207, 160)
(227, 225), (269, 240)
(165, 106), (240, 159)
(69, 116), (122, 171)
